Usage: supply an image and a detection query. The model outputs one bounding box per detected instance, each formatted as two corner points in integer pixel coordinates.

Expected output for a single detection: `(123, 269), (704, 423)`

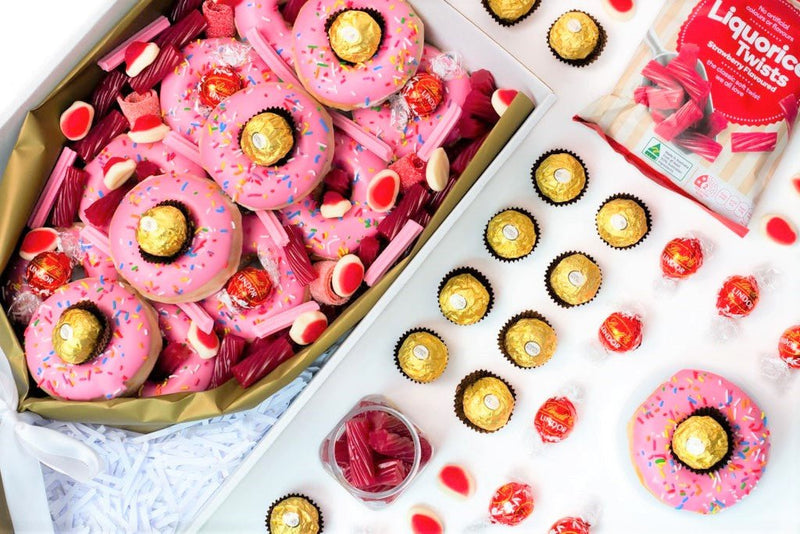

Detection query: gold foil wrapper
(240, 112), (295, 167)
(534, 153), (586, 203)
(136, 205), (190, 258)
(397, 331), (448, 383)
(439, 273), (490, 325)
(549, 254), (601, 306)
(671, 416), (729, 471)
(328, 10), (382, 64)
(485, 210), (536, 260)
(461, 377), (515, 432)
(596, 198), (649, 248)
(549, 12), (600, 61)
(486, 0), (537, 22)
(268, 496), (320, 534)
(503, 318), (557, 368)
(52, 307), (104, 365)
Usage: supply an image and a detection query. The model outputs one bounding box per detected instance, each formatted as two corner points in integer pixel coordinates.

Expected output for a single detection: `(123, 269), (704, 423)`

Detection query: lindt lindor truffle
(660, 235), (707, 280)
(136, 201), (192, 262)
(455, 371), (515, 433)
(482, 0), (541, 27)
(531, 150), (588, 206)
(669, 407), (733, 474)
(548, 11), (606, 67)
(595, 194), (651, 249)
(327, 9), (383, 64)
(266, 493), (323, 534)
(438, 268), (494, 325)
(545, 252), (602, 308)
(51, 301), (111, 365)
(532, 384), (582, 447)
(240, 110), (295, 167)
(26, 250), (73, 297)
(597, 310), (643, 354)
(488, 481), (534, 525)
(498, 311), (557, 369)
(394, 328), (449, 383)
(484, 208), (539, 262)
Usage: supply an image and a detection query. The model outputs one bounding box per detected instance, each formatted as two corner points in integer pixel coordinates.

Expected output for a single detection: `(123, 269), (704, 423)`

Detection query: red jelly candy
(549, 516), (591, 534)
(199, 66), (243, 108)
(778, 325), (800, 369)
(225, 267), (273, 309)
(402, 72), (444, 117)
(26, 251), (72, 297)
(716, 275), (759, 318)
(489, 482), (534, 526)
(660, 237), (704, 279)
(534, 396), (577, 444)
(598, 311), (643, 353)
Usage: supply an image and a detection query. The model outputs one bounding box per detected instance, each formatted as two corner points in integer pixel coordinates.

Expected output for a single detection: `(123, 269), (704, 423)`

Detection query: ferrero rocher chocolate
(533, 152), (586, 204)
(199, 66), (243, 108)
(548, 253), (601, 307)
(402, 72), (445, 117)
(396, 331), (448, 383)
(240, 112), (295, 167)
(596, 197), (649, 248)
(485, 210), (537, 260)
(486, 0), (537, 23)
(136, 204), (190, 258)
(267, 496), (321, 534)
(460, 376), (514, 432)
(549, 12), (600, 61)
(671, 415), (729, 471)
(502, 317), (557, 368)
(438, 272), (491, 325)
(328, 10), (382, 64)
(52, 304), (107, 364)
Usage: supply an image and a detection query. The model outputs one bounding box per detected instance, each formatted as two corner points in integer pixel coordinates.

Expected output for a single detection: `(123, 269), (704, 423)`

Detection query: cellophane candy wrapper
(587, 305), (646, 361)
(710, 266), (779, 342)
(654, 232), (714, 294)
(530, 384), (583, 453)
(576, 0), (800, 236)
(760, 323), (800, 386)
(548, 502), (602, 534)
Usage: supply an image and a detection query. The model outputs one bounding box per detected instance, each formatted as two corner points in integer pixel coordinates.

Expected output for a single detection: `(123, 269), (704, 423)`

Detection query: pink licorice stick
(364, 220), (423, 287)
(164, 130), (202, 164)
(245, 27), (300, 86)
(731, 132), (778, 153)
(97, 16), (171, 71)
(79, 225), (112, 258)
(28, 147), (77, 228)
(780, 95), (798, 133)
(418, 104), (463, 161)
(252, 301), (320, 339)
(178, 302), (215, 334)
(255, 210), (289, 247)
(331, 112), (393, 162)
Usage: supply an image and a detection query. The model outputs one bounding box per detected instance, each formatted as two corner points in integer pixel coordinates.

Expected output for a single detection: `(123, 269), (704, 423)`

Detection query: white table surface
(2, 1), (799, 533)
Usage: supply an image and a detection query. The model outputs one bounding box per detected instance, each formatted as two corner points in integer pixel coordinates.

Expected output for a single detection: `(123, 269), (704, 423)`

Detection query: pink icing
(234, 0), (295, 67)
(352, 45), (471, 158)
(292, 0), (424, 110)
(108, 174), (243, 303)
(198, 82), (334, 210)
(201, 214), (308, 341)
(629, 369), (770, 514)
(78, 225), (117, 280)
(24, 277), (161, 401)
(160, 38), (275, 144)
(280, 131), (389, 259)
(78, 135), (206, 225)
(140, 303), (215, 397)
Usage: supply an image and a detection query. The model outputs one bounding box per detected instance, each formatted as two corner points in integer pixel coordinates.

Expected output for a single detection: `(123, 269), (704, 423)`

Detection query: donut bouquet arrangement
(0, 0), (536, 428)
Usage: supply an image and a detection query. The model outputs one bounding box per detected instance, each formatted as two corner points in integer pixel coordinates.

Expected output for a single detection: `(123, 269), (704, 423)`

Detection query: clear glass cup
(319, 395), (433, 509)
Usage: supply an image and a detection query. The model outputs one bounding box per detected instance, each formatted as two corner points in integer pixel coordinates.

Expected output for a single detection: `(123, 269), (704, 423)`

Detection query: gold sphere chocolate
(549, 12), (600, 61)
(596, 198), (649, 248)
(485, 210), (537, 260)
(534, 152), (586, 204)
(328, 10), (382, 64)
(268, 496), (320, 534)
(52, 306), (105, 364)
(396, 331), (448, 383)
(137, 205), (190, 258)
(548, 253), (601, 306)
(460, 376), (515, 432)
(502, 317), (557, 368)
(241, 112), (295, 167)
(486, 0), (537, 23)
(671, 415), (729, 471)
(439, 272), (491, 325)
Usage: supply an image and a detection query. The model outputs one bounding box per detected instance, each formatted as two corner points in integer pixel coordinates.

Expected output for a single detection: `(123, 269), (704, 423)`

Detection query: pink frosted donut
(201, 214), (308, 341)
(234, 1), (295, 66)
(198, 82), (334, 210)
(108, 173), (243, 304)
(351, 45), (471, 158)
(140, 303), (216, 397)
(281, 131), (388, 259)
(24, 277), (161, 401)
(292, 0), (424, 110)
(160, 38), (275, 144)
(76, 225), (118, 280)
(628, 369), (770, 514)
(78, 135), (206, 225)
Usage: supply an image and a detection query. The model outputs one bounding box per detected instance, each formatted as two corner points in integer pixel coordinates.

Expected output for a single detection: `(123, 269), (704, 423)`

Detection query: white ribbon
(0, 353), (102, 533)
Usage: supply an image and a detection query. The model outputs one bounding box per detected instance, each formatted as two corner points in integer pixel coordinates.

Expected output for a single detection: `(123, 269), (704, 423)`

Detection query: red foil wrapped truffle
(778, 324), (800, 369)
(402, 72), (445, 117)
(534, 396), (577, 444)
(549, 516), (591, 534)
(489, 482), (534, 526)
(225, 267), (273, 309)
(26, 251), (73, 297)
(716, 275), (759, 318)
(199, 66), (243, 108)
(660, 236), (704, 280)
(598, 311), (643, 353)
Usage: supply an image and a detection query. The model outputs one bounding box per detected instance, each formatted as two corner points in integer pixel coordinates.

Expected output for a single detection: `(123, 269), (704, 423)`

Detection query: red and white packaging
(654, 232), (714, 294)
(577, 0), (800, 236)
(530, 384), (583, 454)
(711, 266), (779, 341)
(588, 305), (646, 361)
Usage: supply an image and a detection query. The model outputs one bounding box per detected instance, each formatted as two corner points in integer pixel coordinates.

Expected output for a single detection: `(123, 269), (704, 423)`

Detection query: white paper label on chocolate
(685, 436), (706, 457)
(412, 345), (430, 360)
(252, 132), (267, 150)
(449, 294), (468, 310)
(568, 270), (586, 287)
(282, 511), (300, 528)
(610, 213), (629, 231)
(59, 324), (73, 341)
(140, 216), (158, 233)
(483, 394), (500, 411)
(502, 224), (520, 241)
(524, 341), (541, 357)
(567, 18), (583, 32)
(554, 168), (572, 183)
